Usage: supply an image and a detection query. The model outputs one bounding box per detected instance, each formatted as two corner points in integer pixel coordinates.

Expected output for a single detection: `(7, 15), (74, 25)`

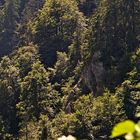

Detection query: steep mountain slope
(0, 0), (139, 139)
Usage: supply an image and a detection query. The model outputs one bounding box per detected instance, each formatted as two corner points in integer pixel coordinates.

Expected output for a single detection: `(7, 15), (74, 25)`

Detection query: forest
(0, 0), (140, 139)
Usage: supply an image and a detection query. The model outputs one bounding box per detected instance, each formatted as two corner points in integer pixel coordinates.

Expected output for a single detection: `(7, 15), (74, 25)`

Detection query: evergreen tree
(116, 48), (140, 120)
(29, 0), (86, 67)
(73, 92), (126, 139)
(0, 0), (20, 57)
(83, 0), (140, 93)
(0, 115), (12, 140)
(10, 44), (39, 77)
(0, 56), (20, 136)
(17, 60), (61, 121)
(0, 0), (139, 139)
(0, 45), (38, 137)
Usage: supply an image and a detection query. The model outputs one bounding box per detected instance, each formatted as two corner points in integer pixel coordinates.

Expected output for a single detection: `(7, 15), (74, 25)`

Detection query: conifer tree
(17, 60), (60, 121)
(30, 0), (86, 67)
(117, 48), (140, 120)
(84, 0), (140, 92)
(0, 0), (20, 57)
(0, 56), (20, 136)
(0, 45), (39, 137)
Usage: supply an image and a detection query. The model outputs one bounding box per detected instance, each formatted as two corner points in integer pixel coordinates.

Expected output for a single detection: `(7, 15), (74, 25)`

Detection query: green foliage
(48, 111), (82, 139)
(0, 45), (39, 137)
(19, 114), (49, 140)
(0, 116), (12, 140)
(86, 0), (140, 90)
(17, 60), (61, 120)
(115, 48), (140, 120)
(29, 0), (86, 66)
(0, 56), (20, 136)
(0, 0), (20, 57)
(74, 92), (126, 139)
(112, 120), (140, 140)
(0, 0), (139, 139)
(112, 120), (135, 138)
(54, 52), (70, 80)
(10, 45), (39, 77)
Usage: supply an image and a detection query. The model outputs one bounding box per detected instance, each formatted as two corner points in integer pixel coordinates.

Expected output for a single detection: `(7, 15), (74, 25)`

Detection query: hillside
(0, 0), (140, 139)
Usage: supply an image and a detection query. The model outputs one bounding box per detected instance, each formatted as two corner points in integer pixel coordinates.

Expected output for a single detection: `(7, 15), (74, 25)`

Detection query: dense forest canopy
(0, 0), (140, 139)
